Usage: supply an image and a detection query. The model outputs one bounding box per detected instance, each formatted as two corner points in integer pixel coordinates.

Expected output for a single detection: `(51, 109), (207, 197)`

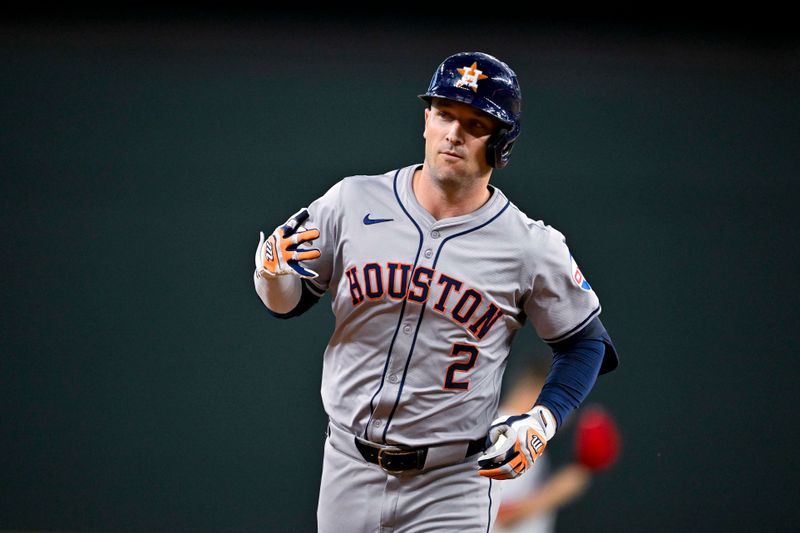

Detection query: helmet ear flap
(487, 128), (511, 169)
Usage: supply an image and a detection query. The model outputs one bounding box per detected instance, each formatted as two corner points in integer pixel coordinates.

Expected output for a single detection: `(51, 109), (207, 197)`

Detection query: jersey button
(431, 230), (440, 239)
(373, 419), (382, 427)
(424, 249), (433, 258)
(402, 325), (411, 334)
(388, 374), (398, 384)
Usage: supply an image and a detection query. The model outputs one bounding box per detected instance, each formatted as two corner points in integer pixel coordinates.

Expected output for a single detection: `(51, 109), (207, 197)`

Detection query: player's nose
(445, 121), (464, 144)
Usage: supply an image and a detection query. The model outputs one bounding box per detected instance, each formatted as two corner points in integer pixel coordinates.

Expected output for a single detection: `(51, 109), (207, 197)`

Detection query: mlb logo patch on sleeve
(570, 255), (592, 292)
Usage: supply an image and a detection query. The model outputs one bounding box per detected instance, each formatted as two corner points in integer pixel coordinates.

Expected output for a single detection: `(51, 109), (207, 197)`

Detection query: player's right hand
(477, 405), (556, 480)
(255, 208), (321, 279)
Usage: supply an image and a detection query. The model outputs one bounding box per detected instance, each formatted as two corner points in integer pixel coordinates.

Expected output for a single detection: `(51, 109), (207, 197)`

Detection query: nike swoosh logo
(363, 213), (394, 225)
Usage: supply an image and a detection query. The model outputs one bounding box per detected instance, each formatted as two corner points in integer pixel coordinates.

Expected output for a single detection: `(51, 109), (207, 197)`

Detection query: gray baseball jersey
(300, 163), (601, 447)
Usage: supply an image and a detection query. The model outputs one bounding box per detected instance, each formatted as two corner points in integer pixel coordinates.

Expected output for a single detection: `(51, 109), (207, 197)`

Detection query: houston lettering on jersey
(345, 262), (504, 340)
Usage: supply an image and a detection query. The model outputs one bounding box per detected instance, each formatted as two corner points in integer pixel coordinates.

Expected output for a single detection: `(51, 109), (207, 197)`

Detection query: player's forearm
(530, 463), (591, 511)
(253, 271), (302, 314)
(497, 464), (592, 526)
(536, 337), (605, 428)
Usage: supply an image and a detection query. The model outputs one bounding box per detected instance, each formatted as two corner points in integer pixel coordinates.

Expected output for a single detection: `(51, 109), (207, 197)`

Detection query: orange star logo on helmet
(455, 62), (488, 92)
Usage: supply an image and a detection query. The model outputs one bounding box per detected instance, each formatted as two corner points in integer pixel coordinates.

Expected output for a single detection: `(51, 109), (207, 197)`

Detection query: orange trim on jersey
(386, 262), (413, 300)
(432, 272), (463, 314)
(467, 303), (504, 340)
(407, 266), (434, 303)
(435, 283), (491, 335)
(362, 263), (384, 300)
(451, 288), (482, 324)
(345, 266), (365, 306)
(441, 342), (480, 391)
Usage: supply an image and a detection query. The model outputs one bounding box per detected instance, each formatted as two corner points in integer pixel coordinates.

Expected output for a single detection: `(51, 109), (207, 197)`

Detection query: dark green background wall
(2, 12), (798, 532)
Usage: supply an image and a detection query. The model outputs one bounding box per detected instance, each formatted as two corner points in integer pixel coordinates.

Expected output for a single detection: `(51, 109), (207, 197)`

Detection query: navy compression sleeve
(535, 336), (605, 429)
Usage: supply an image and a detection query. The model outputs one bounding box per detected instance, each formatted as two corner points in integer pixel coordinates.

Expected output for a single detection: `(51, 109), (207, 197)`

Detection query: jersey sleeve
(300, 180), (343, 294)
(524, 226), (602, 344)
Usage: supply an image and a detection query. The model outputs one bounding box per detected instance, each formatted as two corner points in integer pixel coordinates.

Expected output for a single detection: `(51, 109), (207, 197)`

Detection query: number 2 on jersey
(444, 343), (479, 390)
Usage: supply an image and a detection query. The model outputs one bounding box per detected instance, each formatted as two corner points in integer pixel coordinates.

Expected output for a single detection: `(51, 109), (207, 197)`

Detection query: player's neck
(413, 169), (492, 220)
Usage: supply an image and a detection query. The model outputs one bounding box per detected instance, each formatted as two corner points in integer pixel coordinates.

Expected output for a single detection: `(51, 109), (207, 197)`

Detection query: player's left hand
(477, 405), (556, 480)
(255, 208), (321, 279)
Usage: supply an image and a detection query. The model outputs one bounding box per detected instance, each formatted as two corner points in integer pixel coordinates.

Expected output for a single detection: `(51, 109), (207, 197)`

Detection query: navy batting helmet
(419, 52), (522, 169)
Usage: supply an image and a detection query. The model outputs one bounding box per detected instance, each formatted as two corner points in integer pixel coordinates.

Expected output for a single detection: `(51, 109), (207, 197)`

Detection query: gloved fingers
(504, 448), (530, 478)
(478, 431), (517, 466)
(478, 463), (515, 479)
(487, 423), (511, 442)
(282, 208), (311, 237)
(288, 260), (319, 279)
(258, 211), (322, 278)
(478, 450), (528, 480)
(494, 414), (530, 429)
(281, 229), (319, 258)
(289, 228), (321, 245)
(278, 227), (315, 255)
(478, 433), (534, 480)
(292, 248), (321, 262)
(478, 426), (514, 464)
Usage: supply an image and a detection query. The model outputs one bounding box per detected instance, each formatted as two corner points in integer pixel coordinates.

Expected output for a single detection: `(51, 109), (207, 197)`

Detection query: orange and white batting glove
(255, 208), (321, 280)
(477, 405), (556, 480)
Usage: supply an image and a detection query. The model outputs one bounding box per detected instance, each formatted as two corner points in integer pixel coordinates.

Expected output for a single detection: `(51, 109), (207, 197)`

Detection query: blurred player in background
(493, 359), (621, 533)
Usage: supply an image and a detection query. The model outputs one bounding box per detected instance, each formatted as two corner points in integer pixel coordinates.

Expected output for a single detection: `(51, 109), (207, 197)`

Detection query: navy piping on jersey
(431, 200), (510, 265)
(559, 316), (619, 375)
(363, 169), (424, 441)
(485, 478), (494, 532)
(542, 305), (601, 344)
(381, 196), (511, 442)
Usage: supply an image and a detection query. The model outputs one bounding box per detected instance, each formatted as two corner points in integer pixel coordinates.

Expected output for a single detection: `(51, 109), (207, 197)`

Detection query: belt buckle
(377, 446), (408, 475)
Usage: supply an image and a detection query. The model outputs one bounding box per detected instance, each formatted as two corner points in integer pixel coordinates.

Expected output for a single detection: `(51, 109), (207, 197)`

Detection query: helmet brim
(418, 91), (515, 127)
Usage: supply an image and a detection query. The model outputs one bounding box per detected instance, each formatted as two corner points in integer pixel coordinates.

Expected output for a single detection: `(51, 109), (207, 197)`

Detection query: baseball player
(253, 51), (619, 532)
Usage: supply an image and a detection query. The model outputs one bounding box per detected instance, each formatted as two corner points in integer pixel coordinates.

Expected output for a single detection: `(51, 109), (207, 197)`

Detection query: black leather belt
(354, 437), (486, 474)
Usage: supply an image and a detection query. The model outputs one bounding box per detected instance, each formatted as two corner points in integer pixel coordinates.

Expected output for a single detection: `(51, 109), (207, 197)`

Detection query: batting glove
(477, 405), (557, 480)
(255, 208), (321, 279)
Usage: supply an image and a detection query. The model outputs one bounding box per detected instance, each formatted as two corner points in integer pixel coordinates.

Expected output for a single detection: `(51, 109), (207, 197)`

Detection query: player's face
(423, 98), (500, 183)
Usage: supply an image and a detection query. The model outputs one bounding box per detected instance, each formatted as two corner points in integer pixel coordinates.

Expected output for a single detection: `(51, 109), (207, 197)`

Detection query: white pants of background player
(317, 427), (502, 532)
(490, 454), (556, 533)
